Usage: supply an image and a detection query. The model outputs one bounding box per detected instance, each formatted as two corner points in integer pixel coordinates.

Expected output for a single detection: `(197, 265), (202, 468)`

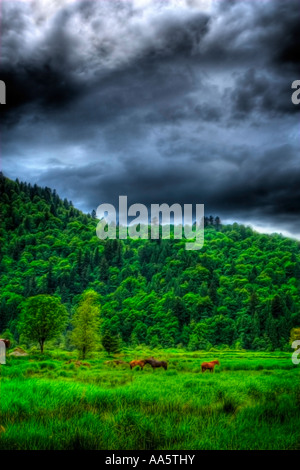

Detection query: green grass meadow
(0, 350), (299, 450)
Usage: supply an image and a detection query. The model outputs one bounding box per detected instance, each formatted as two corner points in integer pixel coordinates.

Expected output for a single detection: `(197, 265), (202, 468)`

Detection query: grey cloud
(230, 68), (298, 118)
(1, 0), (300, 239)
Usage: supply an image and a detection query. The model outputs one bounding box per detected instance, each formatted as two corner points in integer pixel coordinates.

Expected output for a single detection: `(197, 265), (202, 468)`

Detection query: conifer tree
(101, 330), (120, 356)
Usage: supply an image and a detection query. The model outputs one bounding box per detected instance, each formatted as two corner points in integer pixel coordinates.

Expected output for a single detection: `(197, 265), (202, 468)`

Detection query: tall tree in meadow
(18, 295), (68, 353)
(71, 290), (101, 359)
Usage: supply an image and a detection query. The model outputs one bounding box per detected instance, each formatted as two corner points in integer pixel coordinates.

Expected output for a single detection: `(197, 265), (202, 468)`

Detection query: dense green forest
(0, 173), (299, 351)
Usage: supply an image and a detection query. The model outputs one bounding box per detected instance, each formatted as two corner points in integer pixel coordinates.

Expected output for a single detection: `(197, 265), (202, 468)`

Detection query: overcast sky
(1, 0), (299, 238)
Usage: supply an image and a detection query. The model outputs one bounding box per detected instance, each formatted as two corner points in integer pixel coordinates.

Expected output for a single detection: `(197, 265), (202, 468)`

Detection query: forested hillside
(1, 174), (299, 351)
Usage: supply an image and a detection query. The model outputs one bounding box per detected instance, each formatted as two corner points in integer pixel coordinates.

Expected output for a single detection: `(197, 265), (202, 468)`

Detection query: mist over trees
(0, 174), (299, 352)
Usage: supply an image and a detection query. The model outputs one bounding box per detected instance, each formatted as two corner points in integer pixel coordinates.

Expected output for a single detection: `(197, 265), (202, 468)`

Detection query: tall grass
(0, 351), (299, 450)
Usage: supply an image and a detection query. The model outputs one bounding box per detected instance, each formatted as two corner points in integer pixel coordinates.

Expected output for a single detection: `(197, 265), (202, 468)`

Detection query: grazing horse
(201, 360), (220, 373)
(144, 358), (168, 370)
(129, 360), (146, 370)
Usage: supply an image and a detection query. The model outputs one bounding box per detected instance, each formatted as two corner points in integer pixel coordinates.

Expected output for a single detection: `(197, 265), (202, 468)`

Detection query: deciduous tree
(71, 290), (101, 359)
(18, 295), (68, 353)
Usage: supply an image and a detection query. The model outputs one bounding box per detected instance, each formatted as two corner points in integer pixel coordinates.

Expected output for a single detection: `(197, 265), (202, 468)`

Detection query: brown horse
(144, 358), (168, 370)
(130, 360), (146, 370)
(201, 360), (220, 373)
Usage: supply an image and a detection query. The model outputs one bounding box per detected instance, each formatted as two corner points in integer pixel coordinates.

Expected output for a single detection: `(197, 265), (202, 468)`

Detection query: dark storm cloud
(207, 0), (300, 70)
(35, 139), (300, 236)
(256, 0), (300, 71)
(229, 68), (298, 118)
(2, 0), (299, 122)
(1, 0), (300, 238)
(0, 0), (210, 123)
